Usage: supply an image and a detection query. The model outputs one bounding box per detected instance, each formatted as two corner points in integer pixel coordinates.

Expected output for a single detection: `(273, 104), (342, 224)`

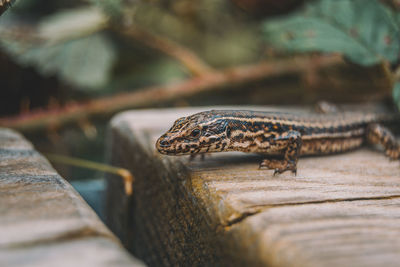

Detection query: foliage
(87, 0), (124, 18)
(0, 0), (260, 92)
(2, 32), (117, 90)
(1, 0), (399, 105)
(263, 0), (400, 66)
(0, 6), (116, 89)
(263, 0), (400, 108)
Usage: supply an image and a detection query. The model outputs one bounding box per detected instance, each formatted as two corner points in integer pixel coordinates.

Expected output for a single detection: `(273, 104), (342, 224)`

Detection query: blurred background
(0, 0), (399, 220)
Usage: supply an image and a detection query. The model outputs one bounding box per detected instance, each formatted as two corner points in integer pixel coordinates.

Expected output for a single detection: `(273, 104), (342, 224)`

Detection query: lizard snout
(158, 139), (169, 147)
(156, 135), (174, 154)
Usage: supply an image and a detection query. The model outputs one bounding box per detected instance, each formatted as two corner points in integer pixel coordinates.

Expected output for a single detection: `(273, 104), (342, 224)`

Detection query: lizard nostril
(159, 140), (169, 147)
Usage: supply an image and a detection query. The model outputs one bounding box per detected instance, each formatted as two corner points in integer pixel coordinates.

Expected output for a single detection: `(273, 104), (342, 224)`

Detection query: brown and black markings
(156, 110), (400, 174)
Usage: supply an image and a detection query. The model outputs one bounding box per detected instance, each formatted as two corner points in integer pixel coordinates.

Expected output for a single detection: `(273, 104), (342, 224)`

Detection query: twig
(45, 153), (134, 195)
(115, 25), (213, 76)
(0, 55), (343, 132)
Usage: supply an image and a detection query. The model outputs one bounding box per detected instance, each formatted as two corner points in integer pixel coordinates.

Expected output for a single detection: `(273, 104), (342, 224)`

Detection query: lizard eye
(190, 129), (201, 138)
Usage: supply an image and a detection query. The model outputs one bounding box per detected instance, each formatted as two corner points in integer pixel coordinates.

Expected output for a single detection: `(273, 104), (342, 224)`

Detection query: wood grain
(0, 128), (145, 267)
(107, 107), (400, 267)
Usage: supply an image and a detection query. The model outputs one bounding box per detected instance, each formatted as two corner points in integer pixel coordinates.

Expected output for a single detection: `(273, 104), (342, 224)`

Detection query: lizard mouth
(157, 147), (192, 156)
(156, 137), (201, 155)
(156, 136), (186, 155)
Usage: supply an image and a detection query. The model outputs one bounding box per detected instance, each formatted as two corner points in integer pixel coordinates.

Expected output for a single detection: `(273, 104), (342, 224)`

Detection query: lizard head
(156, 111), (229, 155)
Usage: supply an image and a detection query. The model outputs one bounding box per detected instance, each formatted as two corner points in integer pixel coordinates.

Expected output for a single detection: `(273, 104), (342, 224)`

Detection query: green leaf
(1, 33), (116, 89)
(38, 7), (108, 43)
(262, 0), (400, 66)
(0, 7), (116, 89)
(87, 0), (124, 18)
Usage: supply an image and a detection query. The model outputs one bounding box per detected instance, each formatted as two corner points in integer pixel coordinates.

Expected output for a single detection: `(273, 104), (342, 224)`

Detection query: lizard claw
(260, 159), (297, 175)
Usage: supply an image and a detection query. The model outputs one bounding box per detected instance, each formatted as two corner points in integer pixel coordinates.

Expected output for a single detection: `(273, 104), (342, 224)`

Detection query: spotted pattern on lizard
(156, 110), (400, 174)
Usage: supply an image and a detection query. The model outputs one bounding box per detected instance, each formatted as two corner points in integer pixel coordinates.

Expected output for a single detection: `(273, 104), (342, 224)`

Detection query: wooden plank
(0, 237), (145, 267)
(0, 128), (145, 267)
(107, 107), (400, 267)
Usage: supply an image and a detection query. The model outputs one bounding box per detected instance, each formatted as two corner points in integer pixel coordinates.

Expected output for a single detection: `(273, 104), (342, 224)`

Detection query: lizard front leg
(367, 123), (400, 160)
(259, 131), (302, 175)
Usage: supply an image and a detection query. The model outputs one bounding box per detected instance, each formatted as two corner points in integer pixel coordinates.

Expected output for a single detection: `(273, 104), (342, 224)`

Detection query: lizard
(156, 109), (400, 175)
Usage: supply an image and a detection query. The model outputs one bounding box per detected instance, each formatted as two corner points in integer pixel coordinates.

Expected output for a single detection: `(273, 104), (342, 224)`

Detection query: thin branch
(0, 55), (343, 133)
(46, 153), (134, 195)
(115, 25), (214, 76)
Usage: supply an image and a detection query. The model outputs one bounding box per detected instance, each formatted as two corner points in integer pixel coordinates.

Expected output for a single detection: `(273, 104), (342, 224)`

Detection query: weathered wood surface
(107, 107), (400, 267)
(0, 128), (145, 267)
